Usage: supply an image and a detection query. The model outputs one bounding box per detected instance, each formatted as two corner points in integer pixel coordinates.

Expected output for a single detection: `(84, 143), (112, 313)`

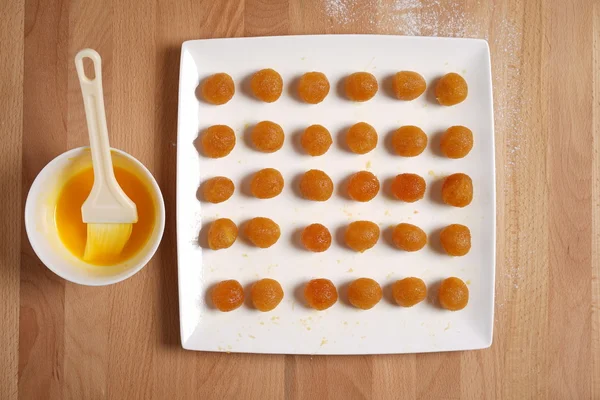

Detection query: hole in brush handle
(83, 57), (96, 80)
(75, 49), (102, 84)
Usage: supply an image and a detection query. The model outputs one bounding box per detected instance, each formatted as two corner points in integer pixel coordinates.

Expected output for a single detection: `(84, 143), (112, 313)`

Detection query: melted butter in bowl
(55, 165), (156, 266)
(25, 147), (165, 285)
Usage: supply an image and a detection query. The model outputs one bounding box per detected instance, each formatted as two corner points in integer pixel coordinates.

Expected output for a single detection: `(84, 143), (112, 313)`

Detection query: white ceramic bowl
(25, 147), (165, 286)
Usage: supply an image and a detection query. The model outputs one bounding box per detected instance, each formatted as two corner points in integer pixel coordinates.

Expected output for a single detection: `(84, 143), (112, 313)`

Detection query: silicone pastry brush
(75, 49), (138, 263)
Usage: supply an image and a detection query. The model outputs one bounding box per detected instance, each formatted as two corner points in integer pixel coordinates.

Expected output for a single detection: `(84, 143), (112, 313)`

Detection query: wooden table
(1, 0), (598, 398)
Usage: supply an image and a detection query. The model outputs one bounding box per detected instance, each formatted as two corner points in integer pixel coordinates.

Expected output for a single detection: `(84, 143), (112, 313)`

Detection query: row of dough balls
(201, 70), (468, 106)
(201, 123), (473, 158)
(203, 171), (473, 207)
(207, 218), (471, 256)
(211, 277), (469, 312)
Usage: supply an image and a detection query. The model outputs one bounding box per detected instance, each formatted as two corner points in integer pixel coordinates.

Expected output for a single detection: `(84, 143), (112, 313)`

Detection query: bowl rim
(24, 146), (166, 286)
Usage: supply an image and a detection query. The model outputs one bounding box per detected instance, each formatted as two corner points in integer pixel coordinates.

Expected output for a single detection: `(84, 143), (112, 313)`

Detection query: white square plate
(177, 35), (495, 354)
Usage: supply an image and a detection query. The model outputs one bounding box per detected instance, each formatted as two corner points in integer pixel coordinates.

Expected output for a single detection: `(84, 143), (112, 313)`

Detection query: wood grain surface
(1, 0), (598, 399)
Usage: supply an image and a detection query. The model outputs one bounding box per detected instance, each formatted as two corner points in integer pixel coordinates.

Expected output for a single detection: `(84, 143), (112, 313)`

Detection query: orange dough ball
(244, 217), (280, 248)
(345, 72), (378, 101)
(440, 126), (473, 158)
(298, 72), (330, 104)
(207, 218), (238, 250)
(391, 71), (426, 100)
(347, 171), (380, 202)
(202, 177), (234, 204)
(439, 277), (469, 311)
(392, 223), (427, 252)
(201, 73), (235, 105)
(201, 125), (236, 158)
(436, 73), (468, 106)
(440, 224), (471, 256)
(391, 173), (426, 202)
(345, 221), (380, 252)
(391, 126), (427, 157)
(251, 121), (284, 153)
(441, 173), (473, 207)
(301, 125), (332, 156)
(392, 277), (427, 307)
(211, 279), (244, 312)
(301, 223), (332, 252)
(299, 169), (334, 201)
(250, 168), (284, 199)
(251, 278), (284, 311)
(304, 278), (338, 310)
(250, 69), (283, 103)
(346, 122), (378, 154)
(347, 278), (382, 310)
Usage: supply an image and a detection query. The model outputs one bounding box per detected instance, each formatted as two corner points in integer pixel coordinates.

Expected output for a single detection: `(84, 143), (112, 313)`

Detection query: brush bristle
(84, 223), (133, 264)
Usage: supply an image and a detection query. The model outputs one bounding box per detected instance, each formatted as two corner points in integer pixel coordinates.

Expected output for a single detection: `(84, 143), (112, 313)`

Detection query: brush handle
(75, 49), (137, 223)
(74, 49), (117, 192)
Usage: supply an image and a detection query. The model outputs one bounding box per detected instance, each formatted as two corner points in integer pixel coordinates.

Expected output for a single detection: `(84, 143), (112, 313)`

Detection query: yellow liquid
(55, 166), (156, 266)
